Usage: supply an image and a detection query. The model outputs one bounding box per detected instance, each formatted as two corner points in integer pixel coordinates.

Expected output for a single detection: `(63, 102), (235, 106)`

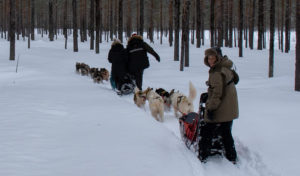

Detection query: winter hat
(204, 48), (221, 67)
(131, 32), (137, 37)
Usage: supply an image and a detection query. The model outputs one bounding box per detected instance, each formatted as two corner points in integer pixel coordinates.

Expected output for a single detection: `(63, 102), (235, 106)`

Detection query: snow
(0, 32), (299, 176)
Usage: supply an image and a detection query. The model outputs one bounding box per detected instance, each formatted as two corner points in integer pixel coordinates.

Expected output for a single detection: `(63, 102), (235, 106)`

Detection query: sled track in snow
(92, 81), (278, 176)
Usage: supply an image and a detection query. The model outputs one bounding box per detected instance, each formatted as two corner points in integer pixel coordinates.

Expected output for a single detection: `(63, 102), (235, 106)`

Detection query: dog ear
(170, 89), (174, 94)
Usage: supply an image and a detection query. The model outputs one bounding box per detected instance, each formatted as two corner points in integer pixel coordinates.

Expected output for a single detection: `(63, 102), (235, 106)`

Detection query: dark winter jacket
(126, 35), (160, 73)
(108, 41), (129, 81)
(204, 48), (239, 123)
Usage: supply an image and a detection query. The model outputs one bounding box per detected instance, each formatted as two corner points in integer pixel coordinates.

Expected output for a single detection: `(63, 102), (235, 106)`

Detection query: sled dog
(144, 87), (164, 122)
(155, 88), (172, 112)
(133, 87), (147, 108)
(170, 82), (197, 117)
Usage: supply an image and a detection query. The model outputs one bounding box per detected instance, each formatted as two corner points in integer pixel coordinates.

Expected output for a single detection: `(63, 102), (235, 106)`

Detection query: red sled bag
(179, 112), (200, 149)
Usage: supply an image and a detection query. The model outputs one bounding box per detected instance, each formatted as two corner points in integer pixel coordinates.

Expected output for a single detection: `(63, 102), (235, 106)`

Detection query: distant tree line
(1, 0), (299, 90)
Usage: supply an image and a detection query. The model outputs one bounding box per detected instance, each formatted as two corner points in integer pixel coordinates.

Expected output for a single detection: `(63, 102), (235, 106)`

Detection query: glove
(156, 56), (160, 62)
(207, 110), (214, 121)
(200, 92), (208, 103)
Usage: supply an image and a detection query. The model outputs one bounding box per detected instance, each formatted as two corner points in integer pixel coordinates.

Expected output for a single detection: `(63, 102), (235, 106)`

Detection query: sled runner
(111, 74), (136, 96)
(179, 96), (224, 159)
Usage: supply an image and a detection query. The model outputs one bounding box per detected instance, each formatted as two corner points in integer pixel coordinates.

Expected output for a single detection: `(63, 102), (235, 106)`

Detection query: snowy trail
(95, 80), (277, 176)
(1, 36), (299, 176)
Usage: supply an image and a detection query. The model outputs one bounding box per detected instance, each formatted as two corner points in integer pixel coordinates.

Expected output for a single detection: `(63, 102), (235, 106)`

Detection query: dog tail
(188, 81), (197, 102)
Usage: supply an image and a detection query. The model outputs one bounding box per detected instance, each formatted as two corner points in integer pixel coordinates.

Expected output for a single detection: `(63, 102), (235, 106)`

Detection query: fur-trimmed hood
(204, 48), (221, 68)
(112, 38), (122, 46)
(204, 48), (233, 69)
(128, 35), (143, 43)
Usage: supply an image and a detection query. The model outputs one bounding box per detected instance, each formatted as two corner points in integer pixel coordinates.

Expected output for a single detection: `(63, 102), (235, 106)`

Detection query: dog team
(75, 62), (197, 123)
(75, 62), (110, 83)
(134, 82), (197, 122)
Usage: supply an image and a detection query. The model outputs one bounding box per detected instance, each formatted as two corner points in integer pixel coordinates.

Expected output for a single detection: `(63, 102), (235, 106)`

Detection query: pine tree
(269, 0), (275, 78)
(9, 0), (15, 60)
(95, 0), (100, 53)
(210, 0), (215, 47)
(257, 0), (264, 50)
(118, 0), (123, 42)
(30, 0), (34, 40)
(169, 0), (173, 47)
(72, 0), (78, 52)
(295, 0), (300, 91)
(174, 0), (180, 61)
(238, 0), (243, 57)
(284, 0), (291, 53)
(89, 0), (94, 50)
(49, 0), (54, 41)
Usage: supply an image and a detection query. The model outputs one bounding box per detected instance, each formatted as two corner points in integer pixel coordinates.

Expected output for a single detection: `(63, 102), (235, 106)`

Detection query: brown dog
(75, 62), (90, 76)
(92, 68), (110, 83)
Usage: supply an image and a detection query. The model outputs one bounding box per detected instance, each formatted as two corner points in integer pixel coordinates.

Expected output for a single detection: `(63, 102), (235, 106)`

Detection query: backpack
(231, 68), (239, 85)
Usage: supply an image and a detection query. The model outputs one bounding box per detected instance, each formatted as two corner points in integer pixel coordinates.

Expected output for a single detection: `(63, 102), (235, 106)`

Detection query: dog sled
(110, 73), (136, 96)
(179, 94), (224, 159)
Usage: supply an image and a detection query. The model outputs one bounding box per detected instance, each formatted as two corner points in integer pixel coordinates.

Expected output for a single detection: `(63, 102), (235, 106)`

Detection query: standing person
(108, 39), (129, 92)
(126, 33), (160, 90)
(198, 47), (239, 164)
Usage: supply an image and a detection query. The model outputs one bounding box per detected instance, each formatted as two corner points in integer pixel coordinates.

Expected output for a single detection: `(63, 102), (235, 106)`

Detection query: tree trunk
(295, 0), (300, 91)
(174, 0), (180, 61)
(224, 0), (229, 47)
(72, 0), (78, 52)
(16, 0), (20, 40)
(64, 0), (68, 49)
(285, 0), (291, 53)
(126, 0), (132, 38)
(180, 0), (190, 71)
(196, 0), (201, 47)
(99, 0), (102, 43)
(210, 0), (215, 47)
(49, 0), (54, 41)
(269, 0), (275, 78)
(184, 0), (190, 67)
(280, 0), (284, 52)
(114, 0), (118, 37)
(89, 0), (94, 50)
(118, 0), (123, 42)
(238, 0), (243, 57)
(136, 0), (139, 34)
(109, 0), (113, 40)
(277, 0), (281, 50)
(257, 0), (264, 50)
(217, 0), (223, 47)
(249, 0), (255, 49)
(30, 0), (34, 40)
(160, 0), (162, 44)
(228, 0), (233, 47)
(139, 0), (144, 36)
(27, 0), (31, 48)
(9, 0), (15, 60)
(169, 0), (173, 47)
(95, 0), (100, 53)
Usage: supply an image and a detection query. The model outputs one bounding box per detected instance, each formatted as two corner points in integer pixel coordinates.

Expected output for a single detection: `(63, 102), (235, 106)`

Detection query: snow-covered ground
(0, 32), (299, 176)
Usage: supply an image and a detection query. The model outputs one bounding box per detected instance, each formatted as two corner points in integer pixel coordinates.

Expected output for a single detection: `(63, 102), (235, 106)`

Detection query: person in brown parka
(198, 47), (239, 164)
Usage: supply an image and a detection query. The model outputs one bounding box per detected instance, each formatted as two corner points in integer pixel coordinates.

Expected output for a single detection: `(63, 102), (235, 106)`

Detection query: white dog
(144, 88), (165, 122)
(170, 82), (197, 117)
